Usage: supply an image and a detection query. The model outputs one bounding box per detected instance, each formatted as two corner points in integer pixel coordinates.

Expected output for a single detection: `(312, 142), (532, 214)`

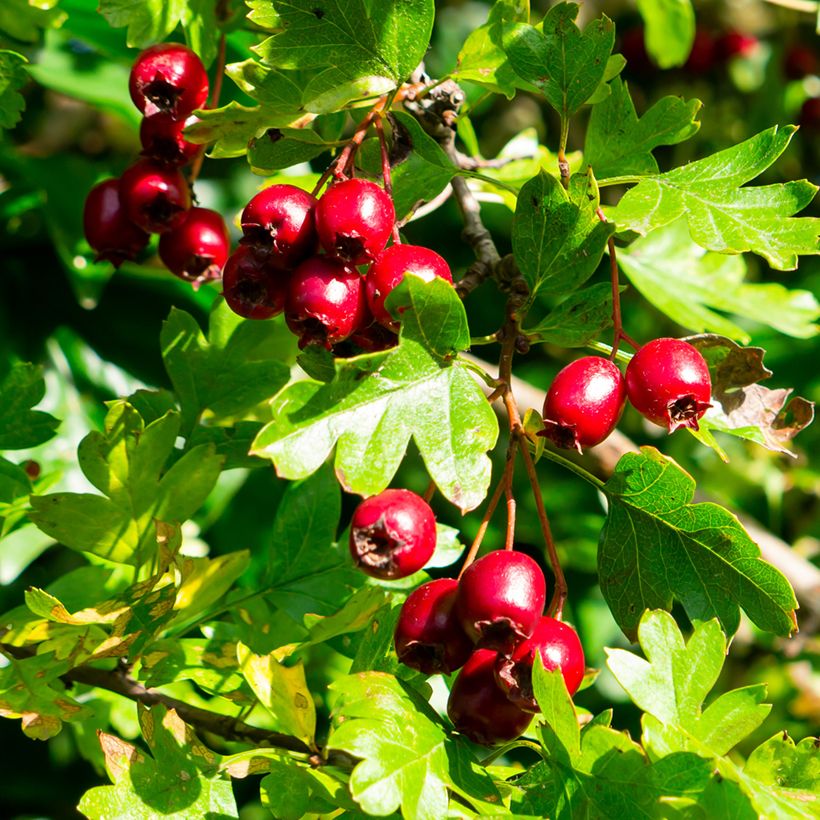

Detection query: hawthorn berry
(349, 488), (437, 579)
(715, 31), (759, 61)
(456, 550), (546, 654)
(285, 255), (368, 348)
(625, 337), (712, 432)
(129, 43), (209, 119)
(447, 649), (533, 745)
(222, 245), (287, 320)
(241, 184), (318, 268)
(495, 616), (585, 711)
(140, 113), (200, 166)
(366, 244), (453, 330)
(540, 356), (626, 451)
(394, 578), (473, 674)
(315, 178), (395, 265)
(83, 178), (149, 266)
(119, 159), (191, 234)
(159, 207), (230, 283)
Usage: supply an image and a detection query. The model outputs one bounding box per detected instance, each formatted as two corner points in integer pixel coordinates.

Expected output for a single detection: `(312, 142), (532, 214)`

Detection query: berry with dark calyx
(456, 550), (547, 654)
(447, 649), (533, 745)
(539, 356), (627, 452)
(285, 255), (368, 348)
(366, 244), (453, 330)
(626, 337), (712, 432)
(394, 578), (473, 674)
(222, 245), (287, 320)
(315, 178), (395, 265)
(495, 616), (585, 712)
(140, 113), (200, 166)
(159, 207), (230, 284)
(83, 178), (150, 266)
(129, 43), (209, 119)
(119, 159), (191, 234)
(240, 184), (318, 268)
(349, 488), (437, 580)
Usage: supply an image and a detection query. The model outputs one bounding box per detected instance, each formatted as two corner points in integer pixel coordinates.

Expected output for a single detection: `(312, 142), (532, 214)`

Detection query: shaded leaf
(252, 276), (498, 512)
(609, 126), (820, 270)
(0, 51), (28, 130)
(598, 447), (798, 640)
(0, 363), (60, 450)
(0, 0), (66, 42)
(586, 79), (701, 178)
(249, 126), (338, 174)
(525, 282), (617, 346)
(636, 0), (695, 69)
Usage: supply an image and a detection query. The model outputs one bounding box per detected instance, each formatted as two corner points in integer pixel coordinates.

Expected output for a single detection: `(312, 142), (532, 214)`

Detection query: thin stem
(423, 479), (436, 504)
(188, 34), (227, 185)
(762, 0), (817, 12)
(374, 115), (401, 244)
(504, 439), (518, 551)
(537, 447), (606, 490)
(557, 116), (570, 189)
(458, 170), (521, 196)
(458, 471), (507, 578)
(596, 174), (646, 188)
(470, 333), (500, 346)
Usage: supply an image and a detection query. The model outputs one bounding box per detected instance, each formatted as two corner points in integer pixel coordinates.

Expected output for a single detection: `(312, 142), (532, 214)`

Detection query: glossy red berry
(495, 617), (585, 712)
(394, 579), (473, 675)
(159, 207), (230, 283)
(119, 159), (191, 234)
(366, 244), (453, 329)
(456, 551), (547, 654)
(129, 43), (209, 119)
(447, 649), (533, 745)
(349, 488), (437, 579)
(285, 255), (368, 348)
(315, 178), (395, 265)
(241, 184), (318, 268)
(626, 338), (712, 432)
(222, 245), (287, 320)
(140, 113), (200, 166)
(83, 178), (149, 266)
(540, 357), (627, 452)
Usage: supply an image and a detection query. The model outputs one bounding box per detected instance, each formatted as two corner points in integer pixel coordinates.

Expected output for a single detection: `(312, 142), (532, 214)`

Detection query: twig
(189, 34), (227, 185)
(458, 470), (508, 577)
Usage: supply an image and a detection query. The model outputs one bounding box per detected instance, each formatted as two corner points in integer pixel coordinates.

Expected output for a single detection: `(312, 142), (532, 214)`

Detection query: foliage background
(0, 0), (818, 817)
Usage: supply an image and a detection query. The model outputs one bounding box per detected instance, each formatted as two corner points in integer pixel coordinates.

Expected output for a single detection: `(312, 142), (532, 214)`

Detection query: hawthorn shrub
(0, 1), (818, 818)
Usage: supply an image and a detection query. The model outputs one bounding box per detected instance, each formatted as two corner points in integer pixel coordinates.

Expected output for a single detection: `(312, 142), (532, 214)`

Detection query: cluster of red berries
(540, 338), (712, 452)
(224, 178), (453, 351)
(348, 489), (584, 745)
(83, 44), (230, 284)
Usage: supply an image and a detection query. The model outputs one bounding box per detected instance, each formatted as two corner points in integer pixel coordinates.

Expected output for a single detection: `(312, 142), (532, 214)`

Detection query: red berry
(222, 245), (287, 320)
(495, 616), (585, 711)
(241, 184), (318, 268)
(366, 244), (453, 330)
(315, 178), (395, 265)
(447, 649), (533, 745)
(784, 44), (818, 80)
(129, 43), (209, 119)
(394, 578), (473, 674)
(715, 31), (759, 61)
(83, 178), (150, 266)
(159, 207), (230, 283)
(456, 551), (547, 654)
(625, 338), (712, 432)
(285, 255), (368, 348)
(540, 357), (626, 452)
(684, 29), (716, 74)
(140, 113), (200, 166)
(349, 488), (437, 579)
(348, 320), (398, 353)
(119, 159), (191, 234)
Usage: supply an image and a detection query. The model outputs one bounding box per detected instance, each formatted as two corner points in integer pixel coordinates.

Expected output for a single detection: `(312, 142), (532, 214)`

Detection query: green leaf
(30, 402), (222, 564)
(585, 79), (701, 178)
(608, 126), (820, 270)
(0, 51), (28, 130)
(453, 0), (531, 98)
(525, 282), (616, 346)
(607, 612), (772, 757)
(97, 0), (187, 48)
(0, 363), (60, 450)
(0, 652), (92, 740)
(249, 126), (338, 173)
(0, 0), (66, 42)
(173, 551), (252, 621)
(636, 0), (695, 69)
(78, 705), (238, 819)
(252, 276), (498, 512)
(531, 658), (579, 762)
(260, 760), (355, 818)
(181, 0), (220, 66)
(249, 0), (435, 112)
(161, 302), (292, 435)
(328, 672), (504, 819)
(503, 3), (615, 119)
(598, 447), (798, 640)
(512, 170), (614, 300)
(237, 642), (316, 748)
(619, 220), (819, 343)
